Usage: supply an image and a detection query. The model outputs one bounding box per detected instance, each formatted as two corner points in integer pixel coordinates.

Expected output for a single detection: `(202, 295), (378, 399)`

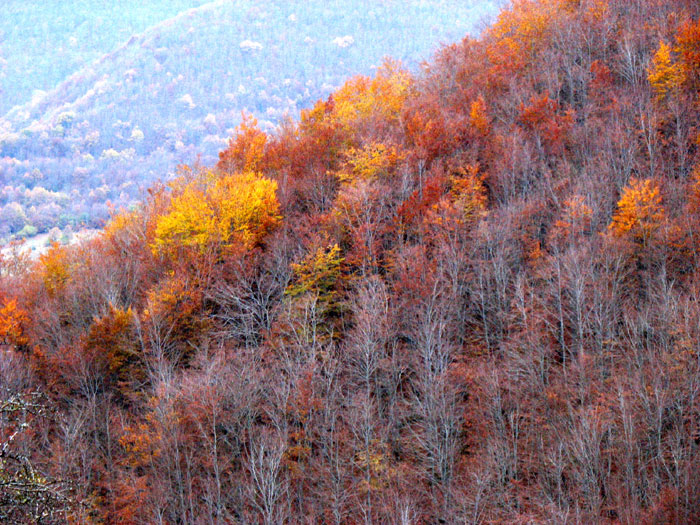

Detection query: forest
(2, 0), (700, 523)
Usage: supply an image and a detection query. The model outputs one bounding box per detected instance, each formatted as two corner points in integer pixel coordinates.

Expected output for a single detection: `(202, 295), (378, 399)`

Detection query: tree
(0, 298), (29, 350)
(38, 243), (70, 299)
(80, 305), (140, 399)
(470, 95), (491, 136)
(648, 40), (684, 101)
(336, 143), (402, 184)
(152, 170), (281, 258)
(217, 113), (268, 174)
(286, 244), (344, 304)
(608, 177), (666, 248)
(331, 59), (412, 138)
(675, 18), (700, 89)
(282, 243), (345, 351)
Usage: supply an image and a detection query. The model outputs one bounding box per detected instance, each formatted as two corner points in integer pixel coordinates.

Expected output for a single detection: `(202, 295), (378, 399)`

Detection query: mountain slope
(2, 0), (700, 522)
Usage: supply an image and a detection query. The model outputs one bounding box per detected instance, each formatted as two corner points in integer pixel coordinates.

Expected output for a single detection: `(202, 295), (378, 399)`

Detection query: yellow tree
(152, 170), (281, 258)
(38, 242), (71, 298)
(451, 165), (488, 225)
(281, 244), (345, 351)
(332, 59), (412, 134)
(648, 40), (684, 102)
(286, 244), (344, 304)
(608, 177), (666, 247)
(336, 143), (402, 184)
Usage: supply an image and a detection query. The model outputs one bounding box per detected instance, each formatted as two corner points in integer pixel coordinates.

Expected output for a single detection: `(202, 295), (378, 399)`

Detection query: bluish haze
(0, 0), (502, 240)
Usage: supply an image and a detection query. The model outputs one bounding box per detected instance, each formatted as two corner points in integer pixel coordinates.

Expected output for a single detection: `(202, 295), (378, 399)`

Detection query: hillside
(2, 0), (700, 523)
(0, 0), (501, 241)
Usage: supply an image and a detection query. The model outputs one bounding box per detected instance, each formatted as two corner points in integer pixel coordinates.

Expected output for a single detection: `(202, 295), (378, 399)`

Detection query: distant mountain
(0, 0), (502, 240)
(0, 0), (212, 115)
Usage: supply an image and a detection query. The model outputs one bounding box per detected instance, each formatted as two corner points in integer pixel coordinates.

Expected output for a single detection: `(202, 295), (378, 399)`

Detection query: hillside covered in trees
(0, 0), (501, 242)
(2, 0), (700, 522)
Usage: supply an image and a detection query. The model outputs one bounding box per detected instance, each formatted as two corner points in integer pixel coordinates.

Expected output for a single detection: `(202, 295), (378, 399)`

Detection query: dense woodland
(2, 0), (700, 522)
(0, 0), (500, 241)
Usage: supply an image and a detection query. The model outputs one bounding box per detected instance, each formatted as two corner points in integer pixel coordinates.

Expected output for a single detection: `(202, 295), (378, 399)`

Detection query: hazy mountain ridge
(0, 0), (213, 115)
(0, 0), (502, 241)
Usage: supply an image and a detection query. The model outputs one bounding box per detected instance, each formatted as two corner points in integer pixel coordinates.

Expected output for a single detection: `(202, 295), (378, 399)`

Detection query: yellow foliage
(337, 143), (402, 183)
(104, 209), (139, 240)
(39, 242), (71, 297)
(451, 165), (488, 224)
(152, 170), (280, 257)
(332, 59), (412, 129)
(648, 40), (684, 101)
(608, 178), (665, 245)
(354, 440), (393, 494)
(286, 244), (344, 301)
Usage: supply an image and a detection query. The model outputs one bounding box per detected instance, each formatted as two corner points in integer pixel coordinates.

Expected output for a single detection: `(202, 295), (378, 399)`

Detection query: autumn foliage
(3, 0), (700, 523)
(608, 177), (666, 246)
(153, 169), (280, 257)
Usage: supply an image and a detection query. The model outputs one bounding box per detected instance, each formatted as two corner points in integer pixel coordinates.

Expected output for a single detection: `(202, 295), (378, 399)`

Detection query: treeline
(2, 0), (700, 522)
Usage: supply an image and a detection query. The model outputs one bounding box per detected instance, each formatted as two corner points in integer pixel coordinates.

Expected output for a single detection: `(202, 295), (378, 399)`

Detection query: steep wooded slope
(2, 0), (700, 522)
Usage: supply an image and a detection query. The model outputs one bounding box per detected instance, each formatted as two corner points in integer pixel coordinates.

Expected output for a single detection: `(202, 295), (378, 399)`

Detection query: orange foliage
(470, 95), (491, 136)
(109, 475), (150, 525)
(485, 0), (560, 77)
(268, 97), (347, 182)
(217, 112), (268, 174)
(549, 194), (592, 247)
(38, 242), (71, 298)
(7, 1), (700, 522)
(688, 164), (700, 212)
(403, 99), (453, 165)
(142, 272), (208, 361)
(0, 297), (29, 348)
(82, 305), (140, 393)
(590, 60), (614, 91)
(608, 177), (666, 246)
(675, 18), (700, 87)
(332, 59), (412, 133)
(397, 174), (447, 235)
